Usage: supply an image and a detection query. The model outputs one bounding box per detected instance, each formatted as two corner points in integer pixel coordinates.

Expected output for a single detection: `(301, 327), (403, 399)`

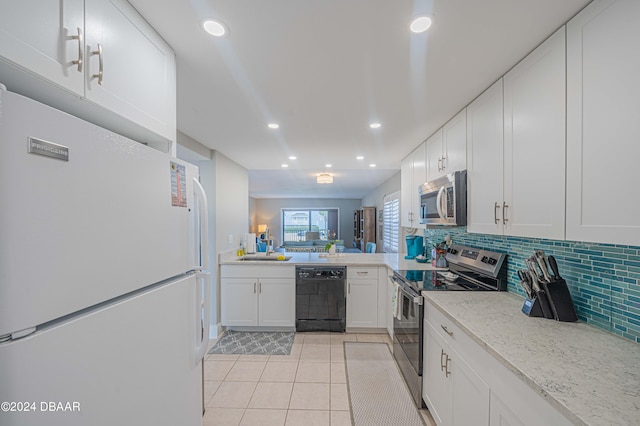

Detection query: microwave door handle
(436, 186), (446, 220)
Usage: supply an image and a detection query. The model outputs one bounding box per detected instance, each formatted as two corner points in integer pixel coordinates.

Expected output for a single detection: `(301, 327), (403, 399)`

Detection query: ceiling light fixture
(356, 156), (364, 160)
(203, 19), (228, 37)
(325, 164), (332, 168)
(369, 123), (381, 129)
(289, 156), (297, 160)
(281, 164), (288, 168)
(268, 123), (279, 129)
(317, 173), (333, 184)
(369, 164), (376, 168)
(410, 16), (432, 33)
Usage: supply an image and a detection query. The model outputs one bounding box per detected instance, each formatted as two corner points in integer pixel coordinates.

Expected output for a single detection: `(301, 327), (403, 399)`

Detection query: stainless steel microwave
(419, 170), (467, 226)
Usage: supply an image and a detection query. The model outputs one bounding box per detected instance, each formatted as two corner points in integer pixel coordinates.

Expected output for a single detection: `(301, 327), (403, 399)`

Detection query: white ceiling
(128, 0), (591, 199)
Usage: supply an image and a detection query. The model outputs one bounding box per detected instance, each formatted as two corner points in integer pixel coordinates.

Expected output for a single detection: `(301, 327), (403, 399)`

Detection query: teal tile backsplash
(424, 227), (640, 343)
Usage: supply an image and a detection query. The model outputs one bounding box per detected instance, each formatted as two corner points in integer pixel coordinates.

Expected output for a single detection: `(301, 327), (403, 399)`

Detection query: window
(282, 208), (339, 242)
(383, 192), (400, 253)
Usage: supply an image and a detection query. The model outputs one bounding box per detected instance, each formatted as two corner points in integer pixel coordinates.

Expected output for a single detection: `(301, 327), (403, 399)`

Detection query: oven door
(391, 277), (424, 407)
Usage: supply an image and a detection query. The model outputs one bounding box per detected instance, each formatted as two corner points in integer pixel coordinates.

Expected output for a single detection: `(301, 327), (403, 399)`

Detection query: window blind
(382, 192), (400, 253)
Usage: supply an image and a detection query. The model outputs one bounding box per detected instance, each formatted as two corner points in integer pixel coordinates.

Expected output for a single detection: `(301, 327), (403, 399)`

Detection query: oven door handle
(391, 276), (423, 305)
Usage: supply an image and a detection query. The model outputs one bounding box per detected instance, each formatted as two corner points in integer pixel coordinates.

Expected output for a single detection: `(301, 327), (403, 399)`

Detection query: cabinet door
(450, 348), (490, 426)
(258, 278), (295, 327)
(566, 0), (640, 245)
(466, 79), (504, 235)
(422, 322), (451, 426)
(346, 279), (378, 328)
(442, 109), (467, 175)
(504, 28), (566, 240)
(220, 278), (258, 326)
(400, 155), (414, 228)
(411, 143), (426, 222)
(426, 129), (443, 181)
(84, 0), (176, 142)
(0, 0), (84, 95)
(489, 392), (525, 426)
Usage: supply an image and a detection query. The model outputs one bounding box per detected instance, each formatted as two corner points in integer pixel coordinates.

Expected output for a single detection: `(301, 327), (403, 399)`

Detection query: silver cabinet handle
(444, 354), (451, 377)
(441, 324), (453, 337)
(503, 202), (509, 224)
(253, 282), (256, 294)
(440, 349), (446, 371)
(348, 282), (351, 294)
(494, 202), (500, 224)
(437, 157), (442, 172)
(91, 43), (104, 85)
(356, 271), (368, 275)
(442, 156), (447, 170)
(259, 281), (261, 293)
(71, 27), (83, 72)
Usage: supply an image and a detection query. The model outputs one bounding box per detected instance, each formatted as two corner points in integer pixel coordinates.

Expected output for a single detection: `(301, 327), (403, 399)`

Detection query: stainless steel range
(390, 244), (507, 407)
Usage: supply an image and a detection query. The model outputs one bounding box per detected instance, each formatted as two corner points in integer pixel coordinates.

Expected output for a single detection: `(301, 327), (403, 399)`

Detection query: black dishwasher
(295, 266), (346, 332)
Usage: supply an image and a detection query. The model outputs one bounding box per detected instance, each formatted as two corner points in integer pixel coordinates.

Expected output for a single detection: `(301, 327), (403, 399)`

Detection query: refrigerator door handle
(192, 177), (209, 271)
(195, 271), (211, 363)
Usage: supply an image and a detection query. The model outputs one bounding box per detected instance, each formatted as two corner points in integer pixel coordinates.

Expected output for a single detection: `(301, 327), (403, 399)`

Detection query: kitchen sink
(239, 255), (292, 261)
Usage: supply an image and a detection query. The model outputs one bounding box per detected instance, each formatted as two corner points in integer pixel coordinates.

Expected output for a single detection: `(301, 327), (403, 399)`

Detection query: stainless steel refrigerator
(0, 85), (210, 426)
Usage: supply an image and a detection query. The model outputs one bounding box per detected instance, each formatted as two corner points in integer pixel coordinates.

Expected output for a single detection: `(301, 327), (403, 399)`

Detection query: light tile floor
(203, 332), (434, 426)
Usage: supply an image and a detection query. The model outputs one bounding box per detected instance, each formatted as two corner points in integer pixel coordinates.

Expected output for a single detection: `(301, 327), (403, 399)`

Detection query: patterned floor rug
(345, 342), (424, 426)
(208, 330), (295, 355)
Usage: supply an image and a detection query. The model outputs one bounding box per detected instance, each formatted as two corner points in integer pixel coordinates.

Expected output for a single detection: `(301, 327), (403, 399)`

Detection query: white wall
(361, 171), (401, 252)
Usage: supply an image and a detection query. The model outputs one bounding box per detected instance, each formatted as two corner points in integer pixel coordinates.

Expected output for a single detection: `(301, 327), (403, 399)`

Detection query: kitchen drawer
(220, 265), (294, 278)
(424, 298), (493, 375)
(347, 267), (377, 280)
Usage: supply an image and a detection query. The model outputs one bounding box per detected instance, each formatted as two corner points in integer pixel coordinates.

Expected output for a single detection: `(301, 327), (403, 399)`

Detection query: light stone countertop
(423, 291), (640, 426)
(219, 252), (444, 272)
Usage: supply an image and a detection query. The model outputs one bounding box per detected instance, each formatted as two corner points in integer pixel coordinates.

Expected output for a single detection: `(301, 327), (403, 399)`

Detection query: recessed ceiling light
(356, 156), (364, 160)
(369, 164), (376, 168)
(268, 123), (279, 129)
(369, 123), (381, 129)
(410, 16), (432, 33)
(203, 19), (228, 37)
(289, 156), (297, 160)
(325, 164), (332, 168)
(281, 164), (288, 168)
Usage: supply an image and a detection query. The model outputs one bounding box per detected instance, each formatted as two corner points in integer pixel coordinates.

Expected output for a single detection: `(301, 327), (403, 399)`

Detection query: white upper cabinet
(425, 129), (443, 182)
(84, 0), (176, 142)
(566, 0), (640, 245)
(503, 27), (566, 240)
(401, 143), (426, 228)
(0, 0), (176, 149)
(427, 110), (467, 182)
(467, 27), (566, 239)
(466, 79), (504, 235)
(0, 0), (85, 95)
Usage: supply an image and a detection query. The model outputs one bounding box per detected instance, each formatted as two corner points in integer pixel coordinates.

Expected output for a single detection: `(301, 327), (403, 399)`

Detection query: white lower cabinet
(346, 267), (379, 328)
(423, 321), (489, 426)
(423, 299), (572, 426)
(220, 266), (295, 328)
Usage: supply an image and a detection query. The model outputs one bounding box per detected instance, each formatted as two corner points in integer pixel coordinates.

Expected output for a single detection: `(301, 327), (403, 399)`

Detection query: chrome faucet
(265, 227), (272, 256)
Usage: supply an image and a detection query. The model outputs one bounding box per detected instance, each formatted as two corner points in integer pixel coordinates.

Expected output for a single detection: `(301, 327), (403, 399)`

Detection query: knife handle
(548, 255), (561, 280)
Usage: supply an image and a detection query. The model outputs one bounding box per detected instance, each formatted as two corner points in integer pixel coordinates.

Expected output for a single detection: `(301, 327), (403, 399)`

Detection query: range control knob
(481, 256), (489, 263)
(488, 257), (497, 265)
(448, 248), (458, 254)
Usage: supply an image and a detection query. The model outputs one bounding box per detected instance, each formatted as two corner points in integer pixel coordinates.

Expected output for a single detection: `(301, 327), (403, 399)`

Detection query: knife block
(521, 293), (554, 319)
(541, 278), (578, 322)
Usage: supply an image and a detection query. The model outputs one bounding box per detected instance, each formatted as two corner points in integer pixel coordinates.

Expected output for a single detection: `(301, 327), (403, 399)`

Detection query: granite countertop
(422, 291), (640, 426)
(219, 252), (444, 271)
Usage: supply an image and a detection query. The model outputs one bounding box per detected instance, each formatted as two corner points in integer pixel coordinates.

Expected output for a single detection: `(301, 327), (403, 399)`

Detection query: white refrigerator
(0, 85), (210, 426)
